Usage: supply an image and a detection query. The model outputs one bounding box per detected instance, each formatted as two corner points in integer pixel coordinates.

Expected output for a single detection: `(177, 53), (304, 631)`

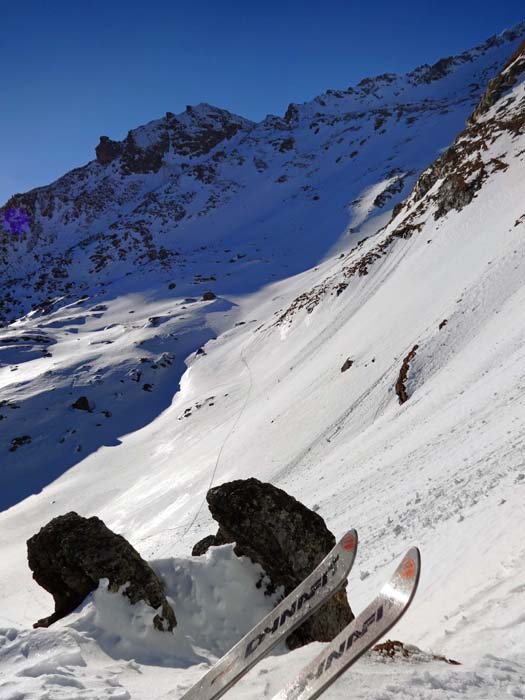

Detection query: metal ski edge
(178, 529), (359, 700)
(272, 546), (421, 700)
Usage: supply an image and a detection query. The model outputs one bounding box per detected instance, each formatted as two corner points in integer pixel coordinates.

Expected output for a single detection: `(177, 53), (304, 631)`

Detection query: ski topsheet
(271, 547), (421, 700)
(180, 530), (358, 700)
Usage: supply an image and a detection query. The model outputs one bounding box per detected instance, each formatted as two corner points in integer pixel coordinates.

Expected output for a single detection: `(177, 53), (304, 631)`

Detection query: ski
(179, 530), (358, 700)
(270, 547), (421, 700)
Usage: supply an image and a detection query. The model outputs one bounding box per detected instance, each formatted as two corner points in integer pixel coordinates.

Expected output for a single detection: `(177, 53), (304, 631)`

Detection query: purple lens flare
(3, 207), (30, 234)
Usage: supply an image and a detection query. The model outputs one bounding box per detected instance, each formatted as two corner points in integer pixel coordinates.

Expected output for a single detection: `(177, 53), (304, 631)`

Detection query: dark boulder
(71, 396), (91, 412)
(202, 291), (216, 301)
(27, 512), (176, 631)
(192, 478), (353, 649)
(341, 358), (354, 373)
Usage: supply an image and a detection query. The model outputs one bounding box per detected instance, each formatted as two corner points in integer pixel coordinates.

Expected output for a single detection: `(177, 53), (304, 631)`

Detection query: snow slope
(2, 24), (525, 510)
(1, 25), (525, 700)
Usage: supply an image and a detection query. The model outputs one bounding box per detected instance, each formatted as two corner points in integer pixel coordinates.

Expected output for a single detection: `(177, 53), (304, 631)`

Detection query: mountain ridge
(2, 22), (524, 328)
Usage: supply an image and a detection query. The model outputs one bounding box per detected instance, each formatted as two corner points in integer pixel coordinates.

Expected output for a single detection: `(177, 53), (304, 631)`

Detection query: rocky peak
(95, 103), (254, 174)
(409, 56), (457, 85)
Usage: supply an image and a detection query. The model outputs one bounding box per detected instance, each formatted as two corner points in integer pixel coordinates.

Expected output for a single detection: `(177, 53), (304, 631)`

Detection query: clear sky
(1, 0), (523, 205)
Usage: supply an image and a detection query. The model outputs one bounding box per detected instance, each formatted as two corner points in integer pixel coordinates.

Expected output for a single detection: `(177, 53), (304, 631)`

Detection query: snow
(1, 24), (525, 700)
(0, 546), (281, 699)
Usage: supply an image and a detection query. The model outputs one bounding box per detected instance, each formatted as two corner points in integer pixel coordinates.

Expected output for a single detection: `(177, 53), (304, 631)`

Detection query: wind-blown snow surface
(1, 27), (525, 700)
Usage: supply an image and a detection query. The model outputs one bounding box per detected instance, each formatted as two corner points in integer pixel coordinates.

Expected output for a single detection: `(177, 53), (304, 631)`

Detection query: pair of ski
(180, 530), (420, 700)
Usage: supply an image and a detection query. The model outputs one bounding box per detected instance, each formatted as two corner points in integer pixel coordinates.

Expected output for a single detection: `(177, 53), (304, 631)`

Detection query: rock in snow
(193, 477), (354, 649)
(27, 512), (177, 631)
(71, 396), (92, 412)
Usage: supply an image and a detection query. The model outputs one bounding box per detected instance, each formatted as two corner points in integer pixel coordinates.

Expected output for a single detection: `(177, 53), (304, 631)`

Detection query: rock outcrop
(95, 136), (123, 165)
(192, 478), (354, 649)
(27, 511), (176, 631)
(410, 40), (525, 220)
(395, 344), (419, 404)
(469, 39), (525, 124)
(121, 131), (170, 175)
(95, 105), (253, 176)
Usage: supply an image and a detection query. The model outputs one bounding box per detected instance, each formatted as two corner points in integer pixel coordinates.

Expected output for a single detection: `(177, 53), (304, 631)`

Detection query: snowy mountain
(1, 24), (525, 700)
(2, 24), (524, 326)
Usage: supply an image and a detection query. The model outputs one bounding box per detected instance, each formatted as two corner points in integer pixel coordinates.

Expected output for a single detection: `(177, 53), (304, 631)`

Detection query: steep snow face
(1, 28), (525, 700)
(2, 26), (523, 510)
(1, 26), (524, 326)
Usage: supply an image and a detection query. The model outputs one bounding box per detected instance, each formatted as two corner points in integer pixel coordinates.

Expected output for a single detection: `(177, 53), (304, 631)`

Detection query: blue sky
(1, 0), (523, 204)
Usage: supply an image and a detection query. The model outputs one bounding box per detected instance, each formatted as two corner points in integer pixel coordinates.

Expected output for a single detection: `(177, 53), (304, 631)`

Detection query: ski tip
(341, 529), (358, 553)
(393, 546), (421, 602)
(406, 546), (421, 579)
